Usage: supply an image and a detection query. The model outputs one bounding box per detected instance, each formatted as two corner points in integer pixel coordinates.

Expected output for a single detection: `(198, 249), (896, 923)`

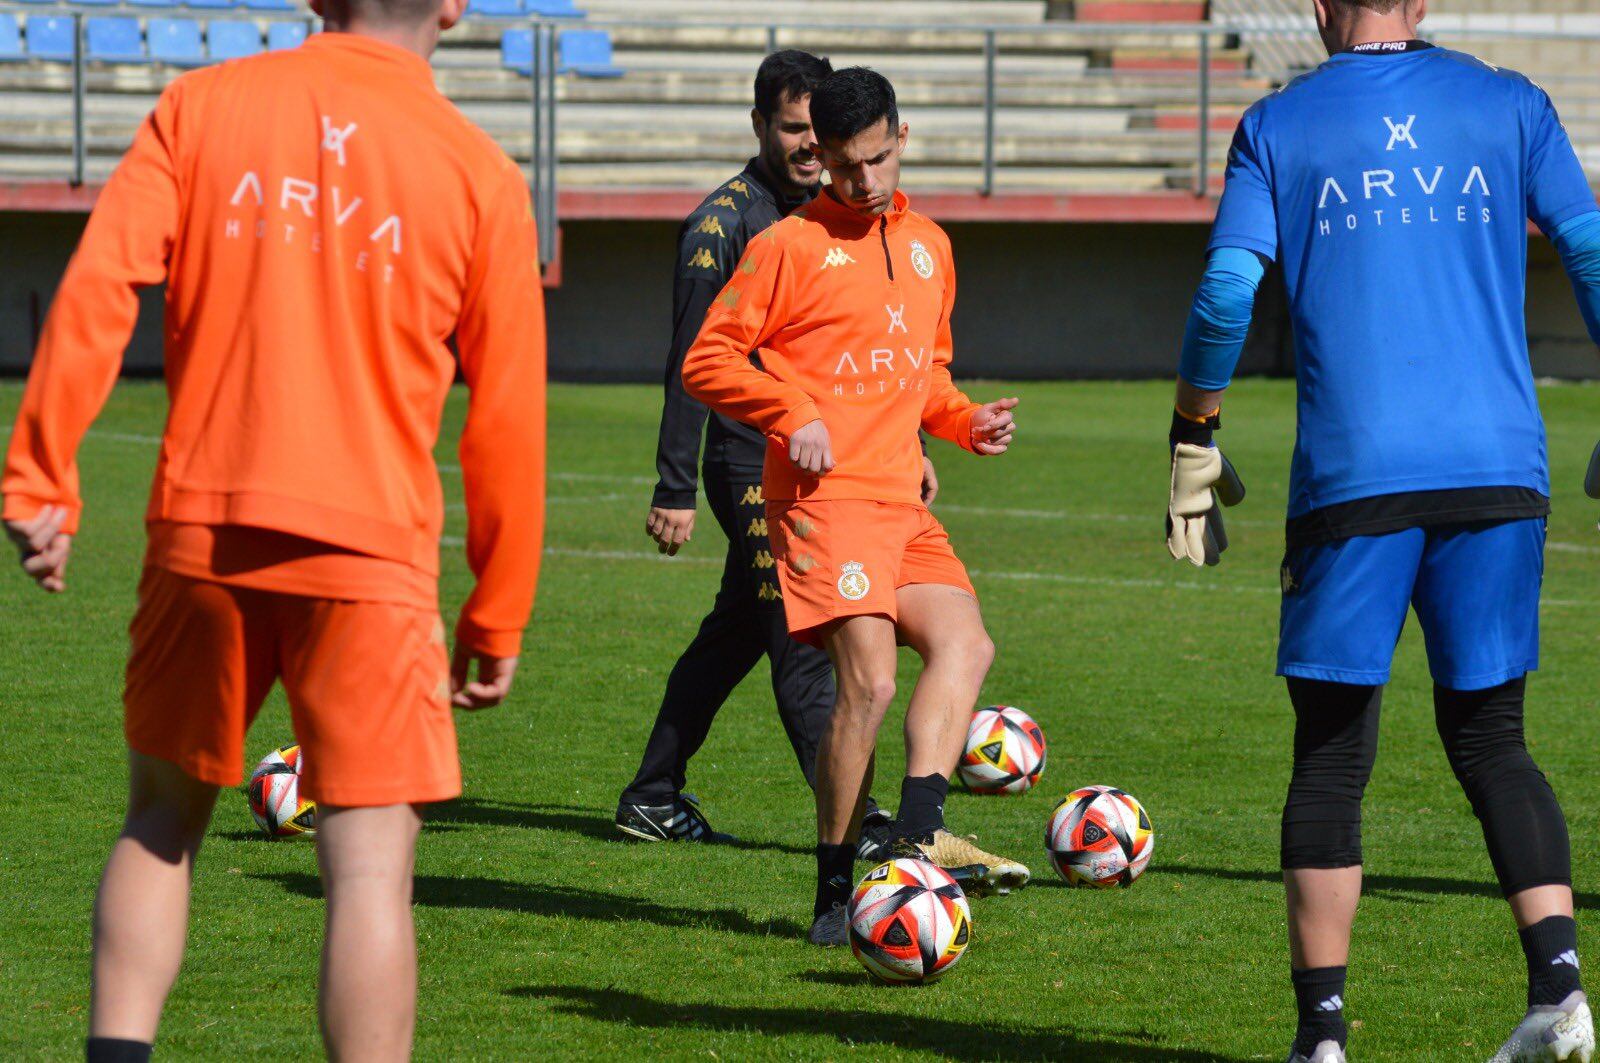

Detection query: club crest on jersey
(821, 247), (856, 269)
(837, 561), (870, 601)
(909, 240), (935, 279)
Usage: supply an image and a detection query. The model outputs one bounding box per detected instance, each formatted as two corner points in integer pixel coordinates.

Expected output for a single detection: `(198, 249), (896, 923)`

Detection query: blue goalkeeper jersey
(1210, 42), (1597, 518)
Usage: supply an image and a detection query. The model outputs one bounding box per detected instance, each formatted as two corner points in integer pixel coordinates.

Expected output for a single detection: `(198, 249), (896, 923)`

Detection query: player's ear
(437, 0), (465, 30)
(896, 122), (910, 155)
(1411, 0), (1427, 28)
(751, 108), (766, 142)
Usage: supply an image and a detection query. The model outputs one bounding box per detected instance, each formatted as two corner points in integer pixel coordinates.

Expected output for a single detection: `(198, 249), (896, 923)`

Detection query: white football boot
(1286, 1041), (1345, 1063)
(1490, 991), (1595, 1063)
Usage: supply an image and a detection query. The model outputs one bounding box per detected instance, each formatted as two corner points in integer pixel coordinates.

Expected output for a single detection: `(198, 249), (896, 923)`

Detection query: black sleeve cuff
(652, 487), (698, 510)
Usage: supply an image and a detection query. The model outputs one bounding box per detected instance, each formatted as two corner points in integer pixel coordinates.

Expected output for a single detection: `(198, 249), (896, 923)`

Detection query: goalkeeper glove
(1586, 441), (1600, 528)
(1166, 409), (1246, 567)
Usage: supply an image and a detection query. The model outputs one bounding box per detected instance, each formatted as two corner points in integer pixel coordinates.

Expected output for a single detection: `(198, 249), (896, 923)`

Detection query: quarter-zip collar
(745, 156), (818, 214)
(809, 186), (912, 234)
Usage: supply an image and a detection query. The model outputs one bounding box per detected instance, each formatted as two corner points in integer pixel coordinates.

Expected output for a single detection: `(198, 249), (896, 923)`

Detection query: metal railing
(6, 7), (1600, 269)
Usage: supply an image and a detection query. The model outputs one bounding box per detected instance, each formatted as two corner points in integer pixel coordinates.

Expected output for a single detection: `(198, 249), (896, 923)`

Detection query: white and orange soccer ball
(247, 744), (317, 838)
(1046, 785), (1153, 888)
(848, 858), (972, 983)
(957, 705), (1046, 794)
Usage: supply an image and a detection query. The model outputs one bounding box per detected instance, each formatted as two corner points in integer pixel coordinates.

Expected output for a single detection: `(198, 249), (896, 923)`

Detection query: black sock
(813, 843), (854, 917)
(1291, 966), (1348, 1054)
(86, 1039), (153, 1063)
(892, 773), (950, 839)
(1521, 915), (1582, 1007)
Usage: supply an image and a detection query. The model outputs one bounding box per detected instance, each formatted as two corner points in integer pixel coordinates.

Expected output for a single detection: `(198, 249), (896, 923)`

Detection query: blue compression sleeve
(1552, 210), (1600, 347)
(1177, 246), (1267, 391)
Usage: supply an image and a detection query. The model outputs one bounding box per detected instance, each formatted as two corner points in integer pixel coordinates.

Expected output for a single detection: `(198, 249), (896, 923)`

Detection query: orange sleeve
(681, 226), (820, 441)
(2, 85), (183, 532)
(453, 164), (547, 658)
(919, 239), (978, 452)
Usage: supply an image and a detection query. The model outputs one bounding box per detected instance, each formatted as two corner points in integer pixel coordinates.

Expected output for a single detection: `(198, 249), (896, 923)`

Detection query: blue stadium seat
(0, 14), (23, 61)
(243, 0), (296, 10)
(130, 0), (182, 8)
(25, 15), (76, 60)
(86, 16), (147, 61)
(467, 0), (521, 18)
(527, 0), (584, 16)
(207, 19), (262, 59)
(558, 28), (621, 77)
(187, 0), (239, 9)
(148, 17), (204, 64)
(13, 0), (57, 5)
(266, 20), (306, 49)
(69, 0), (118, 8)
(500, 27), (531, 74)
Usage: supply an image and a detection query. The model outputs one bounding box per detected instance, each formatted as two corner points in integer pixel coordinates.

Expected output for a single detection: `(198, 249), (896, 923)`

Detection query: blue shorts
(1277, 518), (1544, 691)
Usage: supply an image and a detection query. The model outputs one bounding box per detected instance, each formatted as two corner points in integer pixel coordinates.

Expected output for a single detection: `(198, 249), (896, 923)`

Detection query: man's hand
(789, 418), (835, 476)
(1585, 440), (1600, 502)
(970, 397), (1019, 455)
(5, 504), (73, 593)
(921, 455), (940, 505)
(1167, 445), (1246, 567)
(450, 646), (519, 711)
(646, 506), (696, 556)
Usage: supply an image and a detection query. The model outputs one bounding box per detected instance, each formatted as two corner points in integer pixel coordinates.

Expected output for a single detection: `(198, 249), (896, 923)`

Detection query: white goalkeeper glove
(1167, 444), (1246, 567)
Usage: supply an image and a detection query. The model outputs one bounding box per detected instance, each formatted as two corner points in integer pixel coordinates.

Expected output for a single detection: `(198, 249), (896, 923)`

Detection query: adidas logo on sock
(1553, 950), (1581, 969)
(1317, 995), (1344, 1012)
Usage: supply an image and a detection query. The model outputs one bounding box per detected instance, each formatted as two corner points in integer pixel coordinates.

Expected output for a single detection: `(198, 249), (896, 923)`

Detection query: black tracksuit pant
(621, 466), (838, 805)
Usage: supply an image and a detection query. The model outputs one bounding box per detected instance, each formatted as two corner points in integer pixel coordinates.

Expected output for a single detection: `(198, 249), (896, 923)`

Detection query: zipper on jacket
(878, 215), (895, 281)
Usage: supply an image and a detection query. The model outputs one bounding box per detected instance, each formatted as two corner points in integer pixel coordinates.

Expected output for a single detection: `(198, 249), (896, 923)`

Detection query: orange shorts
(124, 566), (459, 806)
(767, 499), (976, 647)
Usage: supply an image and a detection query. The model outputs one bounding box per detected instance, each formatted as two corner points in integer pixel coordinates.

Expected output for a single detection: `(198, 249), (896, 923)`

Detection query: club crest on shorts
(837, 561), (870, 601)
(909, 240), (935, 280)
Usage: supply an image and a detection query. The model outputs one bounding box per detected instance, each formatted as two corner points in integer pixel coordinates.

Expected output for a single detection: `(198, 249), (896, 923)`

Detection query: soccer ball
(957, 705), (1046, 794)
(848, 858), (972, 984)
(1045, 785), (1153, 888)
(247, 744), (317, 838)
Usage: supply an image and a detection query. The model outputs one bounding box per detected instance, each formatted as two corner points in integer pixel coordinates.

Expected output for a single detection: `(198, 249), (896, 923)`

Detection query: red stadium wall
(0, 211), (1592, 381)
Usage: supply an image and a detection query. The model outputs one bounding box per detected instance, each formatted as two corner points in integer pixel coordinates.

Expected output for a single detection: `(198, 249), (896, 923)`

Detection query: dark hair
(1333, 0), (1405, 10)
(809, 67), (898, 146)
(325, 0), (441, 25)
(753, 50), (833, 119)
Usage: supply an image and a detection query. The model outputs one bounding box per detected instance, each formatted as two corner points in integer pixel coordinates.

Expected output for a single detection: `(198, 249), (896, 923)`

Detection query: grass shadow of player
(1160, 865), (1600, 909)
(426, 797), (813, 856)
(503, 984), (1252, 1062)
(255, 871), (808, 939)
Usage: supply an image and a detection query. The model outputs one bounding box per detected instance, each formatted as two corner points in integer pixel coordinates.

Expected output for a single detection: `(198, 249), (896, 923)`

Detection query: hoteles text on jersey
(681, 188), (981, 506)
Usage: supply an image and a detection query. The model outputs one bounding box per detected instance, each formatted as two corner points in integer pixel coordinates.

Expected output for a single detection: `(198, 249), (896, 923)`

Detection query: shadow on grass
(1160, 865), (1600, 909)
(426, 797), (812, 855)
(505, 984), (1251, 1061)
(254, 872), (807, 939)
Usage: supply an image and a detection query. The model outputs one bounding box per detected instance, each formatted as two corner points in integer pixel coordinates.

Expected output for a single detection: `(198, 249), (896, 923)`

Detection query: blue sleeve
(1526, 87), (1597, 236)
(1176, 247), (1267, 391)
(1207, 107), (1278, 261)
(1552, 210), (1600, 347)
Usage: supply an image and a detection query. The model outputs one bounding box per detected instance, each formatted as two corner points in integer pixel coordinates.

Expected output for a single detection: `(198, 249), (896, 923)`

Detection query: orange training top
(681, 188), (979, 506)
(1, 33), (546, 656)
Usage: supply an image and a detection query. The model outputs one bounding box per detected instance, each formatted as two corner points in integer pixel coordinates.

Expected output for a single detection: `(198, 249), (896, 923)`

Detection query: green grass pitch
(3, 378), (1598, 1061)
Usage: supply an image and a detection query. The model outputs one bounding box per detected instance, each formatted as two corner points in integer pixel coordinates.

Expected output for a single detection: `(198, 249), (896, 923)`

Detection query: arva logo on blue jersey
(1316, 114), (1493, 236)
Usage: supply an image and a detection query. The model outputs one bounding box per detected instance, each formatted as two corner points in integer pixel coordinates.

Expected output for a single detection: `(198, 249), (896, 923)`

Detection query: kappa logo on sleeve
(695, 216), (727, 238)
(711, 195), (740, 211)
(820, 247), (856, 270)
(687, 247), (717, 270)
(728, 180), (751, 198)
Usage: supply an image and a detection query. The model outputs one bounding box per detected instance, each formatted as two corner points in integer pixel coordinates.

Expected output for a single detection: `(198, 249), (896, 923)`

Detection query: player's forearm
(1552, 210), (1600, 348)
(682, 331), (816, 440)
(458, 406), (545, 657)
(920, 379), (979, 453)
(652, 296), (719, 507)
(1176, 247), (1265, 402)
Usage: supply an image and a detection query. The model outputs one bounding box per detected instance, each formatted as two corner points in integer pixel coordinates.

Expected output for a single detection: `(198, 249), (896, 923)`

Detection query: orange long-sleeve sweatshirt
(1, 33), (546, 657)
(681, 189), (978, 506)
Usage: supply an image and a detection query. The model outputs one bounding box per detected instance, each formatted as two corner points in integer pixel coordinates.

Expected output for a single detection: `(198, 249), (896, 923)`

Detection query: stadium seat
(207, 19), (262, 59)
(86, 16), (147, 61)
(0, 14), (22, 61)
(187, 0), (240, 9)
(68, 0), (118, 8)
(467, 0), (521, 18)
(25, 15), (76, 60)
(130, 0), (183, 8)
(526, 0), (584, 17)
(243, 0), (296, 10)
(500, 27), (532, 74)
(266, 20), (307, 49)
(148, 17), (204, 65)
(557, 28), (621, 78)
